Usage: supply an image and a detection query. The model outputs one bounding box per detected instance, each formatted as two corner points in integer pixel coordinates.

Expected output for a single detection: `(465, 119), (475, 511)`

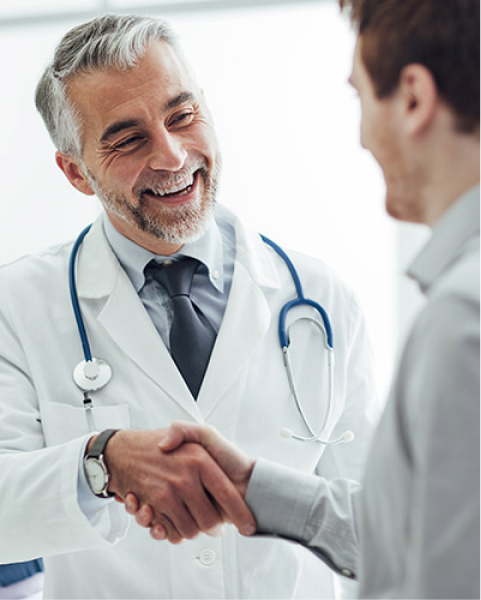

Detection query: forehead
(67, 41), (196, 135)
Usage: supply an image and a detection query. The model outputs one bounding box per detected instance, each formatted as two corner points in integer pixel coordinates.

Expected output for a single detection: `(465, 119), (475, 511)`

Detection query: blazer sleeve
(245, 458), (362, 578)
(0, 302), (129, 562)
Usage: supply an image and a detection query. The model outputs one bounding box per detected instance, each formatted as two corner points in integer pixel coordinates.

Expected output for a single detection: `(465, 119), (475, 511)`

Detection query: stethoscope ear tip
(280, 428), (294, 439)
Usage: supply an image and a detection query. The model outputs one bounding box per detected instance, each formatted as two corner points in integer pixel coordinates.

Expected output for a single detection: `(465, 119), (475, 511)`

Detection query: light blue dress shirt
(102, 213), (235, 349)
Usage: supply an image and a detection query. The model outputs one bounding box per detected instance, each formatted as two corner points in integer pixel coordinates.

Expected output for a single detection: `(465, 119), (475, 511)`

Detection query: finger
(150, 523), (167, 541)
(159, 499), (204, 541)
(125, 493), (140, 515)
(158, 421), (200, 452)
(153, 512), (183, 544)
(135, 504), (154, 528)
(179, 484), (225, 535)
(159, 424), (246, 481)
(200, 461), (256, 537)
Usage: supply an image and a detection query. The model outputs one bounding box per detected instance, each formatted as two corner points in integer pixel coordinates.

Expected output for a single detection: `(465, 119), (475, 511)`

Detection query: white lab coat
(0, 205), (377, 599)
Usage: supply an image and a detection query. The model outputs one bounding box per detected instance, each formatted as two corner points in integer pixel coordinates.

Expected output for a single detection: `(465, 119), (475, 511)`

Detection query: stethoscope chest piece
(73, 358), (112, 392)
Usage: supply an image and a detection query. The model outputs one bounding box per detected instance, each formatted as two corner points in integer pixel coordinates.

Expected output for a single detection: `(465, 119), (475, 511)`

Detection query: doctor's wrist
(83, 429), (120, 498)
(102, 429), (127, 495)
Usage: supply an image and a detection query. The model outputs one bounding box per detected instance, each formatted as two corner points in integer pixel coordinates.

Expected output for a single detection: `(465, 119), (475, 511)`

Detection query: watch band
(85, 428), (119, 498)
(87, 428), (119, 460)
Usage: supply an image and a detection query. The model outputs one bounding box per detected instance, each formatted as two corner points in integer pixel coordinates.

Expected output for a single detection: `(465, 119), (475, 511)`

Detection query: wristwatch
(83, 429), (119, 498)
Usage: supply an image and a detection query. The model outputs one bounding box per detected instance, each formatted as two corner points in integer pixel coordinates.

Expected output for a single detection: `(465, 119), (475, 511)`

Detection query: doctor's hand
(124, 423), (257, 541)
(97, 429), (255, 544)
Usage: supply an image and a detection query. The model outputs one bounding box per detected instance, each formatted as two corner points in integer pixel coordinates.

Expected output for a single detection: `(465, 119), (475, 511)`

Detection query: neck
(421, 130), (480, 227)
(107, 212), (183, 255)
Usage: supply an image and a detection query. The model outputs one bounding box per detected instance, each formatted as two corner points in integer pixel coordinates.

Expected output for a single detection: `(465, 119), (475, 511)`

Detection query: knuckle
(155, 486), (175, 509)
(187, 443), (208, 464)
(175, 478), (195, 497)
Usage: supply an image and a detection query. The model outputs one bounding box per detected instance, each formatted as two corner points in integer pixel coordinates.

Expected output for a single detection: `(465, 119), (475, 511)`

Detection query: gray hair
(35, 14), (181, 159)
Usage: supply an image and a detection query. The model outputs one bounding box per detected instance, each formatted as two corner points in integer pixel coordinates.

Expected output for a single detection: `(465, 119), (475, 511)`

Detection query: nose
(148, 128), (187, 172)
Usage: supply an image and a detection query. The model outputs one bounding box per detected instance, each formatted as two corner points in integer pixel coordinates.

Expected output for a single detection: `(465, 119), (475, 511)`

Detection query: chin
(385, 192), (424, 224)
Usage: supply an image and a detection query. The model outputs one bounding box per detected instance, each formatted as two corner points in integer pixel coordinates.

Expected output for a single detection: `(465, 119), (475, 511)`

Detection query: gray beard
(84, 160), (221, 246)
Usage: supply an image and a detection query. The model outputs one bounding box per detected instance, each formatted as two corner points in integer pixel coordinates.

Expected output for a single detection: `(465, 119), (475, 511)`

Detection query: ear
(55, 151), (95, 196)
(398, 64), (438, 136)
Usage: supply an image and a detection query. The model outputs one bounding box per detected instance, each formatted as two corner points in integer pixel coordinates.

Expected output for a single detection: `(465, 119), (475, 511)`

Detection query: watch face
(84, 458), (108, 494)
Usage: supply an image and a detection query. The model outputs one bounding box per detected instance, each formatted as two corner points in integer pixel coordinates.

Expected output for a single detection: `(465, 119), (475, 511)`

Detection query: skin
(57, 40), (220, 255)
(348, 38), (480, 227)
(104, 429), (255, 542)
(55, 41), (255, 542)
(126, 424), (256, 541)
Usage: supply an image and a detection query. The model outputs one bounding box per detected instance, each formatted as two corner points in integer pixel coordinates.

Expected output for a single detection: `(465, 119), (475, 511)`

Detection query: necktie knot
(146, 258), (200, 298)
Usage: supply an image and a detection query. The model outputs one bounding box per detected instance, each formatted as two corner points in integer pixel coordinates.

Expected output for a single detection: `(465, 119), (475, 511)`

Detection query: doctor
(0, 14), (377, 600)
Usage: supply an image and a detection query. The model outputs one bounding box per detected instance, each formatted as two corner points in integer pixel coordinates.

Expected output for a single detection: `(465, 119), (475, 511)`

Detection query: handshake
(100, 423), (258, 543)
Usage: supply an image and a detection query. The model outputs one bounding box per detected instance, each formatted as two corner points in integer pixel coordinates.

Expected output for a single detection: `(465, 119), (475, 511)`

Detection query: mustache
(134, 160), (207, 196)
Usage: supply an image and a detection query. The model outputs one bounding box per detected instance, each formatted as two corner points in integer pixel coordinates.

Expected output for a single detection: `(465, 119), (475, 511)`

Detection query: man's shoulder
(433, 236), (480, 306)
(0, 241), (73, 290)
(407, 239), (479, 358)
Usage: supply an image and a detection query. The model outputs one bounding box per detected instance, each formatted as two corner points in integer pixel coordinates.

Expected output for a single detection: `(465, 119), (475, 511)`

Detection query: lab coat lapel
(77, 218), (201, 420)
(197, 212), (280, 417)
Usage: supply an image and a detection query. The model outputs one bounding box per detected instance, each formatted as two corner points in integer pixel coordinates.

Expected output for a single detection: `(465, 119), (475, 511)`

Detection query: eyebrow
(99, 91), (197, 144)
(100, 119), (141, 144)
(165, 91), (196, 112)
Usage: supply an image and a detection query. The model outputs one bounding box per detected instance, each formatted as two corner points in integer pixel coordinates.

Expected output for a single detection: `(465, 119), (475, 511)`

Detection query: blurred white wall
(0, 0), (427, 400)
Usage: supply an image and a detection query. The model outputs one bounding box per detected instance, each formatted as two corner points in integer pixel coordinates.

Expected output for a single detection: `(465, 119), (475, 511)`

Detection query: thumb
(158, 421), (197, 452)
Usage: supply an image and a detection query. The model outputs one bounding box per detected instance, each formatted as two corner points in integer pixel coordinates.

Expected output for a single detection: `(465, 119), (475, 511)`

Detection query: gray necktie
(146, 258), (216, 398)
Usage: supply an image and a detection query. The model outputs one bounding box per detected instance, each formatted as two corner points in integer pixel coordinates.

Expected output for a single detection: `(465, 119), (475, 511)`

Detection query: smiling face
(58, 41), (220, 254)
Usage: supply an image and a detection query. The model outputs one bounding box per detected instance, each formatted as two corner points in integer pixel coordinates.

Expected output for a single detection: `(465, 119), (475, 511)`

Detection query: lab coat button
(341, 568), (353, 577)
(212, 270), (219, 280)
(199, 549), (216, 566)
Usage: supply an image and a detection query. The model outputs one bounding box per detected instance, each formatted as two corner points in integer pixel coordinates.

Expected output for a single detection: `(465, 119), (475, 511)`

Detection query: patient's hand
(122, 422), (257, 542)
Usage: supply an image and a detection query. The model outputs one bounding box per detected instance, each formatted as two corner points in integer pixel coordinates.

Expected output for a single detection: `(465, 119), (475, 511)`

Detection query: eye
(169, 110), (195, 128)
(114, 135), (144, 149)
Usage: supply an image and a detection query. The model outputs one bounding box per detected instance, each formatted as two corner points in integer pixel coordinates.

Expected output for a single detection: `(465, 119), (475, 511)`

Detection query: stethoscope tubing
(69, 226), (349, 445)
(69, 224), (93, 363)
(261, 235), (333, 350)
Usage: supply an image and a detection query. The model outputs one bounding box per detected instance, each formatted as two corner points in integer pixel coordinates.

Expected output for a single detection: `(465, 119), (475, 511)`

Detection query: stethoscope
(70, 224), (354, 445)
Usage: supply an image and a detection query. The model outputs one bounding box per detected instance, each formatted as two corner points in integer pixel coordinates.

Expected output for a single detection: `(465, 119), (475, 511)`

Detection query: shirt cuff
(245, 458), (320, 542)
(77, 437), (130, 543)
(245, 458), (359, 579)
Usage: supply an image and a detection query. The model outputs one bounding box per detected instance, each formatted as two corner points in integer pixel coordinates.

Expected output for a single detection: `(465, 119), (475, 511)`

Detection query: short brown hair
(340, 0), (480, 132)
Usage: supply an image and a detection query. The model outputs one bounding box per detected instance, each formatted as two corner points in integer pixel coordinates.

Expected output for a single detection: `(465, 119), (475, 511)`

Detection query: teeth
(148, 172), (196, 197)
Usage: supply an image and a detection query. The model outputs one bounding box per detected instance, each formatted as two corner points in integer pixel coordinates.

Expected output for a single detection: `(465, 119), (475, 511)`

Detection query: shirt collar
(102, 213), (225, 294)
(407, 184), (480, 294)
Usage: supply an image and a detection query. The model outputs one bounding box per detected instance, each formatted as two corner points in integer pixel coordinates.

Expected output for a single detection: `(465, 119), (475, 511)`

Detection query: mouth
(139, 169), (202, 206)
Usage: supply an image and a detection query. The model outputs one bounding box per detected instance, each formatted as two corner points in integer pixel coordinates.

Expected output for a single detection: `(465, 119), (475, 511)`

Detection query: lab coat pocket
(40, 401), (131, 446)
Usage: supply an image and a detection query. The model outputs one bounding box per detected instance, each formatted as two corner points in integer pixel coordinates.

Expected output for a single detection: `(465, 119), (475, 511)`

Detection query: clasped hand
(102, 424), (257, 543)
